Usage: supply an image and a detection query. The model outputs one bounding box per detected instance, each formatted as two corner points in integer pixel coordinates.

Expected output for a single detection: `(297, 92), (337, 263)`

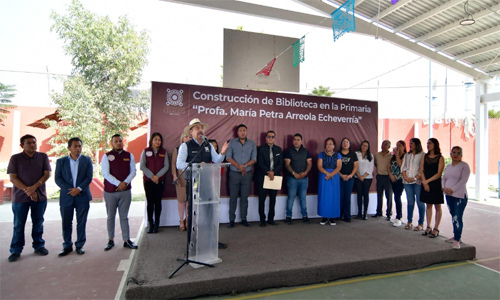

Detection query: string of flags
(256, 0), (356, 76)
(292, 36), (305, 67)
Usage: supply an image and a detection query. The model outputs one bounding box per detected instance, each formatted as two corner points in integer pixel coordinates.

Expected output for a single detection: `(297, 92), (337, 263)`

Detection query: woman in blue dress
(317, 137), (342, 225)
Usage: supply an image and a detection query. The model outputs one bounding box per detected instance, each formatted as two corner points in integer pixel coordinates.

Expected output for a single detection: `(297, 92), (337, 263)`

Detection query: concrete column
(474, 81), (488, 201)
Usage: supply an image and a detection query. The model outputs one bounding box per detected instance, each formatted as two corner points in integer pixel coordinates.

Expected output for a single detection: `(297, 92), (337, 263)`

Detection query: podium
(189, 163), (228, 268)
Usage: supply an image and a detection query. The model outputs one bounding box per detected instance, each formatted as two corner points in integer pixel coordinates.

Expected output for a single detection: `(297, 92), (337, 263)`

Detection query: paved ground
(0, 192), (499, 299)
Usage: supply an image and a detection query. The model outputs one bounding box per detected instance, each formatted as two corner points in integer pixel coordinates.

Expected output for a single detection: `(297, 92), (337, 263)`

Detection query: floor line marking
(230, 257), (500, 300)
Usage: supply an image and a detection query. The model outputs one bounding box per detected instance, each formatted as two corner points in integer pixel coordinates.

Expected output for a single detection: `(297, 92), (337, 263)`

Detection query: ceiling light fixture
(460, 0), (475, 25)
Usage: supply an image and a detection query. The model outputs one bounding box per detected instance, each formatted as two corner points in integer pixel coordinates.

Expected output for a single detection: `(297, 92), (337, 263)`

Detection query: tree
(488, 109), (500, 119)
(0, 82), (17, 126)
(49, 0), (150, 161)
(309, 85), (335, 97)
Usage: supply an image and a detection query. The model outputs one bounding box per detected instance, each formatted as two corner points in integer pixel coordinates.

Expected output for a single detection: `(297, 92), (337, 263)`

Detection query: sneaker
(385, 216), (391, 221)
(329, 218), (336, 226)
(8, 253), (20, 262)
(393, 219), (402, 227)
(303, 217), (310, 224)
(390, 219), (396, 223)
(452, 241), (461, 250)
(285, 217), (292, 225)
(445, 237), (462, 243)
(34, 247), (49, 256)
(320, 218), (328, 225)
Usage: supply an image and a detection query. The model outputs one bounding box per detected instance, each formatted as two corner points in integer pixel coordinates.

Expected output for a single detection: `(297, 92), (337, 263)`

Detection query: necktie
(269, 146), (274, 171)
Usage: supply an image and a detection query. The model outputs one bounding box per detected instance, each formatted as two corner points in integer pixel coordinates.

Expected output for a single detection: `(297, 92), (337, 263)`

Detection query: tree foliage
(309, 85), (335, 97)
(488, 109), (500, 119)
(49, 0), (150, 160)
(0, 82), (17, 126)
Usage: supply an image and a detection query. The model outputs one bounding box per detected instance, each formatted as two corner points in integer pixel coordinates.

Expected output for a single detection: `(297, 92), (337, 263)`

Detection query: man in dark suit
(256, 130), (283, 227)
(55, 137), (93, 256)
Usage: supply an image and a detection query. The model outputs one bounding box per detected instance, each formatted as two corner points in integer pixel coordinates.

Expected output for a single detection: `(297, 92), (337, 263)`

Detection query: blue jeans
(10, 200), (47, 254)
(286, 177), (308, 218)
(340, 178), (355, 220)
(404, 183), (425, 225)
(446, 195), (468, 241)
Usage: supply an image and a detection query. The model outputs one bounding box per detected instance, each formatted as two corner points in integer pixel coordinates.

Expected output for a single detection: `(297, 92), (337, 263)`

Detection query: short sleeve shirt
(319, 152), (339, 170)
(7, 152), (51, 203)
(339, 151), (358, 175)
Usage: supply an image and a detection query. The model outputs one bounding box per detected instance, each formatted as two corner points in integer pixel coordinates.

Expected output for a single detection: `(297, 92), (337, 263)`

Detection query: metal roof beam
(435, 25), (500, 52)
(369, 0), (411, 24)
(414, 3), (500, 43)
(291, 0), (336, 17)
(455, 44), (500, 60)
(161, 0), (491, 80)
(393, 0), (463, 33)
(471, 57), (500, 68)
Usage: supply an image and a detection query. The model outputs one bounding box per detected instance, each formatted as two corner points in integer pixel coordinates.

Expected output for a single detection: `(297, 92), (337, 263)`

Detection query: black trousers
(355, 178), (373, 215)
(376, 174), (393, 216)
(144, 180), (165, 224)
(257, 178), (278, 222)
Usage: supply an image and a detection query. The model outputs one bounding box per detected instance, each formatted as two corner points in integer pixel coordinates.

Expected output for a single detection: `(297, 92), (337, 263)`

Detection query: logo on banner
(166, 89), (184, 106)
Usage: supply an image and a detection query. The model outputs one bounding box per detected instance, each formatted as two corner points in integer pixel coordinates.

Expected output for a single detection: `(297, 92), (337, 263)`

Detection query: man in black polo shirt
(7, 134), (51, 262)
(283, 133), (312, 225)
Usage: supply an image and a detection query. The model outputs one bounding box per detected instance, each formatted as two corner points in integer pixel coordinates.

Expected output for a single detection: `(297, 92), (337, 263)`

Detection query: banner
(152, 82), (378, 198)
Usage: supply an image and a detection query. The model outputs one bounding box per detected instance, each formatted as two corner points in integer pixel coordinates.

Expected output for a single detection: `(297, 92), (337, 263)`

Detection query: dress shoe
(303, 217), (310, 224)
(104, 240), (115, 251)
(147, 222), (154, 234)
(58, 248), (73, 257)
(34, 247), (49, 256)
(285, 217), (292, 225)
(267, 220), (278, 226)
(8, 253), (20, 262)
(123, 240), (138, 249)
(259, 221), (266, 227)
(227, 221), (235, 228)
(241, 220), (250, 227)
(372, 214), (379, 218)
(218, 242), (227, 249)
(355, 215), (362, 219)
(76, 248), (85, 255)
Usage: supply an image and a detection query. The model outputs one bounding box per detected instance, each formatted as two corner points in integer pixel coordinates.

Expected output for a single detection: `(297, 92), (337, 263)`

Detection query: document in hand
(263, 175), (283, 190)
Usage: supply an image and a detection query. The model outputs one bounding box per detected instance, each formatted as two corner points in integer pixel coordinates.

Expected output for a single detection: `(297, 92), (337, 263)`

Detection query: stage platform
(125, 217), (475, 299)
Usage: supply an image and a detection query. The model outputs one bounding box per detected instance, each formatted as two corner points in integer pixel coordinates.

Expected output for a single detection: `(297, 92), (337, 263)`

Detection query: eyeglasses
(267, 135), (276, 139)
(451, 152), (461, 155)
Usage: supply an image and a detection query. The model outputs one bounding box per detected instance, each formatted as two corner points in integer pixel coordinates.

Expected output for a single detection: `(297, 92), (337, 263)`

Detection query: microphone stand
(169, 138), (214, 278)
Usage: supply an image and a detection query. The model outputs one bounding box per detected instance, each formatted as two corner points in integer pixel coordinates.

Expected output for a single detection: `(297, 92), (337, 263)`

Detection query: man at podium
(176, 118), (229, 249)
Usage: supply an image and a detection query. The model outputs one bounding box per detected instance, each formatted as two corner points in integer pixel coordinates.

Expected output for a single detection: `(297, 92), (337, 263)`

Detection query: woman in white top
(442, 146), (471, 250)
(354, 140), (375, 220)
(401, 138), (425, 231)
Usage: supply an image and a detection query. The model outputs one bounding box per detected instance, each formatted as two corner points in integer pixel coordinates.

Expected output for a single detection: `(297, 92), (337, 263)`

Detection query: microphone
(202, 135), (209, 146)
